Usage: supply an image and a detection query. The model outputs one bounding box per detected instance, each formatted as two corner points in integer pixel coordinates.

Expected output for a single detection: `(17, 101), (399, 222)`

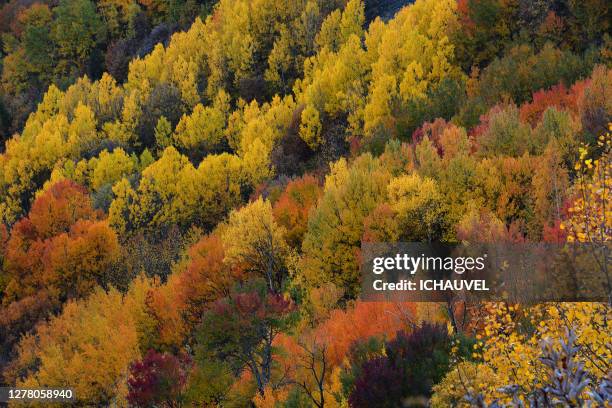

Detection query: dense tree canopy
(0, 0), (610, 405)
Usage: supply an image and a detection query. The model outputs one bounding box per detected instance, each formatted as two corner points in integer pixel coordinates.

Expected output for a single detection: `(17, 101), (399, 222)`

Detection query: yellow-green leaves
(222, 197), (289, 292)
(363, 0), (461, 139)
(109, 147), (246, 233)
(387, 173), (447, 241)
(299, 105), (322, 149)
(300, 154), (391, 299)
(90, 148), (137, 191)
(11, 277), (156, 406)
(173, 91), (230, 156)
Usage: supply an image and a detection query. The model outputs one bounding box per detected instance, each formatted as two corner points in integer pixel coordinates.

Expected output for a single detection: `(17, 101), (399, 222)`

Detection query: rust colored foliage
(456, 0), (474, 29)
(411, 118), (448, 156)
(311, 301), (415, 366)
(272, 175), (322, 249)
(23, 179), (100, 239)
(211, 291), (294, 325)
(271, 301), (419, 402)
(362, 203), (397, 243)
(0, 289), (58, 350)
(4, 180), (117, 300)
(542, 219), (569, 244)
(178, 234), (240, 323)
(519, 80), (587, 126)
(144, 233), (243, 349)
(1, 180), (119, 347)
(456, 209), (526, 244)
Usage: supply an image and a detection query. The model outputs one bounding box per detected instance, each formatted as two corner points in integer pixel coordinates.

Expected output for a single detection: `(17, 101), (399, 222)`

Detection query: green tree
(195, 282), (295, 397)
(300, 154), (390, 300)
(20, 4), (55, 79)
(51, 0), (106, 78)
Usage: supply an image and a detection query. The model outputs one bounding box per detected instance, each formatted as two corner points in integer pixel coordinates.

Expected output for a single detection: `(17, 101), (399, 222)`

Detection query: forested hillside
(0, 0), (610, 406)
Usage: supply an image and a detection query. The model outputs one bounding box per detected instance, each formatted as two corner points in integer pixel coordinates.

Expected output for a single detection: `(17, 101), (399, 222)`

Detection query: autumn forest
(0, 0), (610, 406)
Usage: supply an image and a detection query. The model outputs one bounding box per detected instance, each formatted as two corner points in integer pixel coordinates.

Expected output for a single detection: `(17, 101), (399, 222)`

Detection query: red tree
(127, 350), (192, 408)
(519, 80), (587, 126)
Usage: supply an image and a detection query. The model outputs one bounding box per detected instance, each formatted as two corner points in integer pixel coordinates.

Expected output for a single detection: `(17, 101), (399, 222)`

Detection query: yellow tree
(173, 91), (230, 158)
(109, 147), (246, 233)
(6, 276), (156, 406)
(315, 0), (365, 52)
(109, 147), (197, 232)
(221, 197), (289, 293)
(387, 173), (448, 242)
(89, 148), (138, 191)
(295, 34), (369, 146)
(363, 0), (461, 140)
